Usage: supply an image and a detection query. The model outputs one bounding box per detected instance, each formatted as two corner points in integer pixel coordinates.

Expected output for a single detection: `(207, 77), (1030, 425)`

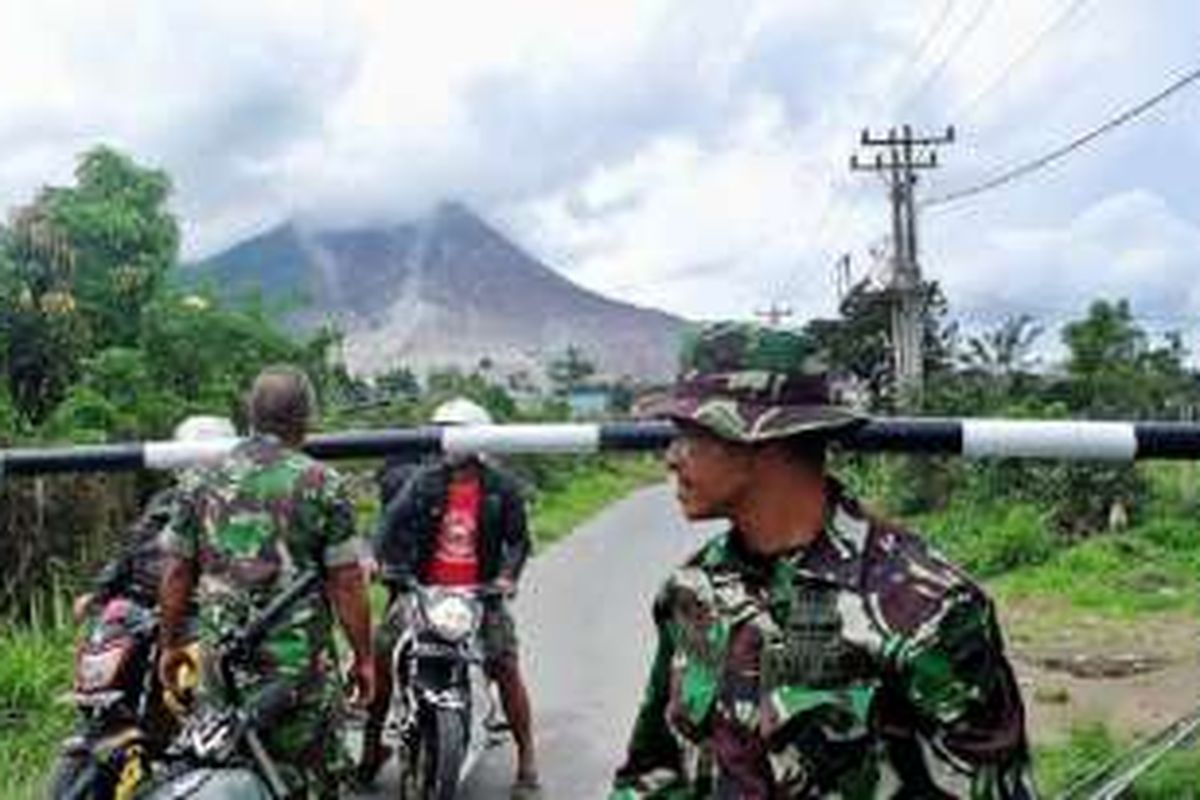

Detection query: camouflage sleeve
(611, 589), (691, 799)
(311, 464), (361, 569)
(894, 587), (1037, 798)
(157, 481), (200, 563)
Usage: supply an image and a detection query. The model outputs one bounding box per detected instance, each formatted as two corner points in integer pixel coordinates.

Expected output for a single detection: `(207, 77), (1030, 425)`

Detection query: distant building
(567, 385), (613, 419)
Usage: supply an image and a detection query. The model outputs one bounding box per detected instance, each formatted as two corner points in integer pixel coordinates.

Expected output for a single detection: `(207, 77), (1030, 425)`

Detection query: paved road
(358, 483), (717, 799)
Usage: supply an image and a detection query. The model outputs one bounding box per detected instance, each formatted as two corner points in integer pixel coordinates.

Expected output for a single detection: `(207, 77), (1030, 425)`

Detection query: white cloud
(942, 190), (1200, 323)
(0, 0), (1197, 335)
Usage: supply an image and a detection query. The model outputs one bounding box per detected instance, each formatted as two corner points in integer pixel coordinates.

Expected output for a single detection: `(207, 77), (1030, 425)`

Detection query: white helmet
(173, 415), (237, 442)
(430, 397), (492, 426)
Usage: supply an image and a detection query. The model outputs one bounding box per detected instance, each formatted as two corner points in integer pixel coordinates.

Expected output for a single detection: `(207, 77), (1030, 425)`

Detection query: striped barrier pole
(4, 418), (1200, 478)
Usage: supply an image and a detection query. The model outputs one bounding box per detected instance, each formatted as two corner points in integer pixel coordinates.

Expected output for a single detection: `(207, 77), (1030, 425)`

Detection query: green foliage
(993, 518), (1200, 619)
(526, 455), (662, 548)
(139, 290), (330, 421)
(0, 389), (18, 442)
(547, 344), (597, 396)
(1035, 723), (1200, 798)
(38, 146), (178, 349)
(914, 500), (1056, 579)
(1060, 299), (1192, 418)
(376, 366), (420, 400)
(804, 279), (954, 410)
(41, 384), (119, 443)
(0, 622), (74, 799)
(0, 218), (90, 423)
(425, 366), (518, 421)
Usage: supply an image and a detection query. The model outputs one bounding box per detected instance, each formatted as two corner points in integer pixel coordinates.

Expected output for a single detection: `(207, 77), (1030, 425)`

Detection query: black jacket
(94, 487), (178, 606)
(374, 458), (531, 587)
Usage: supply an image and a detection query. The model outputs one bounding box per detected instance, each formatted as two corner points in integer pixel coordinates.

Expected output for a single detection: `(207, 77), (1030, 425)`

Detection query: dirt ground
(999, 597), (1200, 746)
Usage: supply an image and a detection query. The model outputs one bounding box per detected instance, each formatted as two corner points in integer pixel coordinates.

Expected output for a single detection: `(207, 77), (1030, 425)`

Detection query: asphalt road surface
(357, 482), (718, 800)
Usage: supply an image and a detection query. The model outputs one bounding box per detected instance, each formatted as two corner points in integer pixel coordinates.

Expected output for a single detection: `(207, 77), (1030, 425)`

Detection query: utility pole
(851, 124), (953, 407)
(755, 302), (793, 327)
(834, 253), (852, 304)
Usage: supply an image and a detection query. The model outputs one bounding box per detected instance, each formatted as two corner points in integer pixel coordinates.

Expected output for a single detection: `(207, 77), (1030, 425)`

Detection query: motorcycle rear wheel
(50, 745), (147, 800)
(398, 707), (465, 800)
(49, 750), (95, 799)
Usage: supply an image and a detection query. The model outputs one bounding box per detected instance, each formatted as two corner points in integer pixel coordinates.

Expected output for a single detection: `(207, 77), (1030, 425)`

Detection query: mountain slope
(190, 203), (685, 380)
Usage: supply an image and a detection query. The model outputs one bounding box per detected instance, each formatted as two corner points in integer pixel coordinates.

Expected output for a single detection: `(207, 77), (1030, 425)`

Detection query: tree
(0, 212), (89, 422)
(547, 345), (596, 396)
(377, 367), (421, 400)
(425, 366), (517, 421)
(1060, 299), (1191, 418)
(139, 290), (337, 424)
(38, 146), (178, 348)
(961, 314), (1043, 378)
(942, 314), (1046, 414)
(803, 279), (953, 411)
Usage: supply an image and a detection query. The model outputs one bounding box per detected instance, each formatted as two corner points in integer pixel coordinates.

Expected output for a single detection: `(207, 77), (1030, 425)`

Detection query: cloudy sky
(1, 0), (1198, 344)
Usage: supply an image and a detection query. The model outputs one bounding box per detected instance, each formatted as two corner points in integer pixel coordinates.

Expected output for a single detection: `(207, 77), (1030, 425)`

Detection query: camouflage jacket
(160, 435), (362, 693)
(612, 481), (1035, 799)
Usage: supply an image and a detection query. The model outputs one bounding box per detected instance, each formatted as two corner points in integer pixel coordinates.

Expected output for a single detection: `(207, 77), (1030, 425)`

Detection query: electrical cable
(925, 62), (1200, 208)
(951, 0), (1097, 122)
(896, 0), (997, 115)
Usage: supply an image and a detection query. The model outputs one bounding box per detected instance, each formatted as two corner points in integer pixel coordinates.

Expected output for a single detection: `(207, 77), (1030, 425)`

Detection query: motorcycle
(51, 596), (171, 800)
(385, 585), (509, 800)
(137, 570), (322, 800)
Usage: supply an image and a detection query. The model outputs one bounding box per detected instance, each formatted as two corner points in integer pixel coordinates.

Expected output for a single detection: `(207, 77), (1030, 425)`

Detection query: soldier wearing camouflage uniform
(611, 322), (1035, 799)
(158, 366), (375, 798)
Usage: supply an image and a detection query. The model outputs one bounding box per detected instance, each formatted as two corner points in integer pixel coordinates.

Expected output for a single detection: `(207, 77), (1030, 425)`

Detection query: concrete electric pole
(851, 124), (953, 406)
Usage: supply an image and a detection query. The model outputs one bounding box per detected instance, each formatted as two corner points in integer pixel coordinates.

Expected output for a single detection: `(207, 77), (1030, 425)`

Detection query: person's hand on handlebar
(492, 575), (517, 599)
(347, 653), (376, 708)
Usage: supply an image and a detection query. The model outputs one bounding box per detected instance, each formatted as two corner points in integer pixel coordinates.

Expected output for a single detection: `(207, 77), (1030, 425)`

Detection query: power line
(925, 61), (1200, 208)
(896, 0), (997, 115)
(893, 0), (959, 99)
(781, 0), (963, 301)
(951, 0), (1097, 122)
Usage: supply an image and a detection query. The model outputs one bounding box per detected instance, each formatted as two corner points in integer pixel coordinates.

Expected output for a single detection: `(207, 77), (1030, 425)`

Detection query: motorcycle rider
(57, 415), (238, 797)
(73, 415), (237, 625)
(362, 397), (540, 796)
(157, 366), (375, 798)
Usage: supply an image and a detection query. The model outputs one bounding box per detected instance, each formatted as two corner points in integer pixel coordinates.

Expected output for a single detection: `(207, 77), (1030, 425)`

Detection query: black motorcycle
(137, 570), (322, 800)
(385, 585), (508, 800)
(51, 595), (170, 800)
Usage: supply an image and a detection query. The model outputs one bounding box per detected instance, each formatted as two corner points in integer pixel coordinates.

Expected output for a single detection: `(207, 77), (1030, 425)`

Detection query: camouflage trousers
(200, 664), (350, 799)
(263, 692), (348, 799)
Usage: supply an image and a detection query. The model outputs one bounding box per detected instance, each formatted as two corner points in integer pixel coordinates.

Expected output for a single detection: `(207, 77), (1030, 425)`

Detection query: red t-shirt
(424, 472), (482, 586)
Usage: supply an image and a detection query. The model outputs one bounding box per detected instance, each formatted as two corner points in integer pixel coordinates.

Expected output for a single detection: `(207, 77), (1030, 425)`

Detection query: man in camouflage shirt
(158, 366), (375, 797)
(611, 322), (1035, 799)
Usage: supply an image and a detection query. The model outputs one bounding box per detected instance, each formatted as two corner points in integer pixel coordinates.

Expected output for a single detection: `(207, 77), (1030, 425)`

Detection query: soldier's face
(666, 423), (753, 520)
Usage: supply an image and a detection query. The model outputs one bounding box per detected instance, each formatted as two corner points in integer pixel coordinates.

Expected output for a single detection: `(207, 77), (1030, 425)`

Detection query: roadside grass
(526, 455), (662, 548)
(0, 621), (75, 800)
(896, 463), (1200, 621)
(1035, 722), (1200, 798)
(991, 520), (1200, 621)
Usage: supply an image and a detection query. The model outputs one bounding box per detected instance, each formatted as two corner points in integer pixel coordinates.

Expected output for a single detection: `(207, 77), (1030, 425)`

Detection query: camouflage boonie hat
(644, 321), (865, 443)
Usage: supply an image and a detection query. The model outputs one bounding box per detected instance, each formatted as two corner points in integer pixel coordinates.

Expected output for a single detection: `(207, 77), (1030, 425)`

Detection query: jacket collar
(707, 478), (870, 591)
